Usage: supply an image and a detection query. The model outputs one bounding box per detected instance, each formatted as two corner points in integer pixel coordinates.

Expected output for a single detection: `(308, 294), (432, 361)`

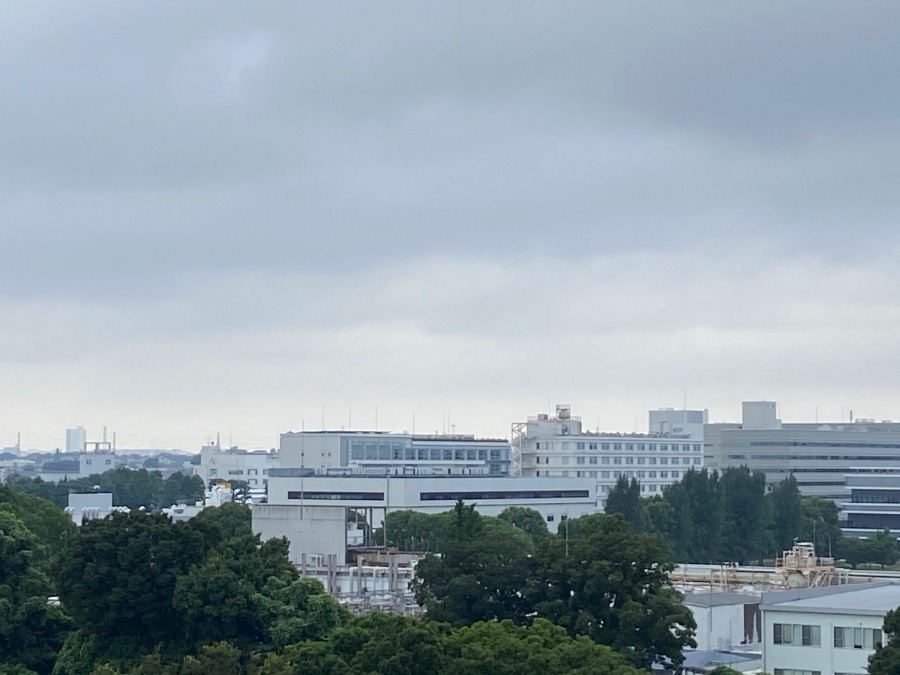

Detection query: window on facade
(834, 626), (882, 650)
(613, 443), (622, 451)
(576, 457), (585, 465)
(613, 458), (622, 465)
(649, 471), (657, 478)
(589, 457), (597, 464)
(547, 515), (554, 522)
(589, 471), (597, 478)
(601, 443), (610, 450)
(601, 457), (610, 465)
(660, 444), (668, 452)
(637, 457), (646, 465)
(626, 444), (634, 451)
(210, 469), (217, 476)
(682, 444), (691, 451)
(693, 457), (702, 464)
(649, 457), (657, 465)
(601, 471), (610, 478)
(660, 471), (668, 478)
(660, 457), (668, 465)
(562, 457), (569, 465)
(774, 623), (821, 646)
(693, 444), (701, 452)
(649, 485), (657, 492)
(577, 442), (585, 450)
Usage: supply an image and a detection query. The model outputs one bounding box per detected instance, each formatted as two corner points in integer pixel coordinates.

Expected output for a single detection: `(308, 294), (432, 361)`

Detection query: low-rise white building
(513, 405), (705, 508)
(761, 582), (900, 675)
(684, 591), (762, 652)
(194, 443), (278, 489)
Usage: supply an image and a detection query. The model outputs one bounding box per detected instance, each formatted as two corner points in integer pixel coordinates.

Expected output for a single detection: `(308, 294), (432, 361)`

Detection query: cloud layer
(2, 2), (899, 448)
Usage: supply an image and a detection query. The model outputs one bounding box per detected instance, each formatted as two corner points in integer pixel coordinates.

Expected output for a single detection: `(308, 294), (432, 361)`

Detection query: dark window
(287, 491), (384, 501)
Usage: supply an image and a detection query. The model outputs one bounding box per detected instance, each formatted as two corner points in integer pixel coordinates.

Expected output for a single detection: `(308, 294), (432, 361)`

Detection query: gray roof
(683, 592), (760, 607)
(762, 582), (900, 616)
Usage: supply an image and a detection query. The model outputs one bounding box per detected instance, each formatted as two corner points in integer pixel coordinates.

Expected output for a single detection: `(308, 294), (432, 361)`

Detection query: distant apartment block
(706, 401), (900, 500)
(513, 404), (705, 509)
(278, 431), (511, 476)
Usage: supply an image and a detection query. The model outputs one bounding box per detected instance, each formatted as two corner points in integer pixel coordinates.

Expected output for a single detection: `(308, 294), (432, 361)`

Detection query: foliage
(441, 618), (645, 675)
(8, 470), (204, 511)
(869, 607), (900, 675)
(604, 477), (644, 532)
(767, 475), (802, 554)
(530, 513), (695, 668)
(379, 510), (450, 552)
(0, 487), (74, 675)
(412, 501), (532, 625)
(496, 506), (550, 546)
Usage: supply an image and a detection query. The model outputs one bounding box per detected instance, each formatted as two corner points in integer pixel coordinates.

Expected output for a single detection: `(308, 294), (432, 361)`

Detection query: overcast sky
(3, 1), (900, 450)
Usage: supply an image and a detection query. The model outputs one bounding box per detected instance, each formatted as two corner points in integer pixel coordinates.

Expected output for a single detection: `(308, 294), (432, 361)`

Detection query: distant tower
(66, 426), (87, 453)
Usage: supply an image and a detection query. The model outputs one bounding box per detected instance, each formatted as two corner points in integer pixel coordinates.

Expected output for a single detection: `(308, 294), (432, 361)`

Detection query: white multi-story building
(761, 582), (900, 675)
(513, 405), (705, 508)
(279, 431), (511, 476)
(195, 443), (278, 489)
(79, 441), (115, 477)
(706, 401), (900, 500)
(66, 426), (87, 453)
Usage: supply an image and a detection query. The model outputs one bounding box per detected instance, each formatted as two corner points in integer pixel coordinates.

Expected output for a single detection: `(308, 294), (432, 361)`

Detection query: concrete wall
(252, 504), (348, 565)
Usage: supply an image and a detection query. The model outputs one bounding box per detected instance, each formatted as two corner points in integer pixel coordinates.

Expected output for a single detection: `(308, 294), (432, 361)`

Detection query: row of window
(773, 623), (882, 650)
(537, 456), (701, 466)
(599, 483), (660, 493)
(350, 446), (504, 462)
(209, 468), (269, 476)
(728, 454), (900, 461)
(538, 442), (700, 452)
(773, 670), (821, 675)
(536, 470), (685, 481)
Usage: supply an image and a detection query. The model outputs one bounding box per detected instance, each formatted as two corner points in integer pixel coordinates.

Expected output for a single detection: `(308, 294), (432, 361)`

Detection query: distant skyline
(3, 2), (900, 451)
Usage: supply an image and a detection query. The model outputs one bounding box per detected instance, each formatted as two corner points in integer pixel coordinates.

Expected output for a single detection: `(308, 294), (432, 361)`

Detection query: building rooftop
(683, 592), (760, 608)
(762, 582), (900, 616)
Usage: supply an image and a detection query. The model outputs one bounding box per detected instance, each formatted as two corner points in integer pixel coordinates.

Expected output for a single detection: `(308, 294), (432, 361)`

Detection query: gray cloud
(1, 1), (899, 447)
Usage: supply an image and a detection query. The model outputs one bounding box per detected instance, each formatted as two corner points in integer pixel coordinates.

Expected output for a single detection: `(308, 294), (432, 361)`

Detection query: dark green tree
(440, 618), (646, 675)
(799, 496), (842, 557)
(530, 512), (696, 669)
(57, 512), (207, 661)
(412, 501), (532, 625)
(869, 607), (900, 675)
(767, 475), (803, 555)
(497, 506), (550, 546)
(604, 477), (644, 532)
(869, 529), (899, 569)
(719, 467), (769, 564)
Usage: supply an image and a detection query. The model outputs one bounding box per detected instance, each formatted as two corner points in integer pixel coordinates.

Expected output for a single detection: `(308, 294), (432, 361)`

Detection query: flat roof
(762, 583), (900, 616)
(684, 592), (760, 607)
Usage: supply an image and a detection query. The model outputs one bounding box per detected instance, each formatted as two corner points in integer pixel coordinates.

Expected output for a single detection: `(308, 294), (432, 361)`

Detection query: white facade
(195, 444), (278, 489)
(252, 504), (349, 565)
(513, 405), (704, 508)
(761, 583), (900, 675)
(79, 451), (115, 477)
(266, 471), (595, 532)
(65, 492), (128, 526)
(66, 426), (87, 453)
(279, 431), (511, 476)
(684, 592), (762, 651)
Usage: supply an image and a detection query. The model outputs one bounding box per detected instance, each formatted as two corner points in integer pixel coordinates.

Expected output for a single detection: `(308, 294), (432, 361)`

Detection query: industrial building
(705, 401), (900, 500)
(512, 404), (705, 508)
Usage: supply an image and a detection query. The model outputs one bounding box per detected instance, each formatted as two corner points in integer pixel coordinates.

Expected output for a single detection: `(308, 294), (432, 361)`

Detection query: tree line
(605, 467), (899, 568)
(7, 468), (205, 511)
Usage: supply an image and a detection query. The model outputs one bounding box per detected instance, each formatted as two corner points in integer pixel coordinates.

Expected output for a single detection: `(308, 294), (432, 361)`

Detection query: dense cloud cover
(2, 1), (899, 448)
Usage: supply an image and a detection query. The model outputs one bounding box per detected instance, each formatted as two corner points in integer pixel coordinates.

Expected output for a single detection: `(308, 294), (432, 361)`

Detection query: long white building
(194, 443), (278, 489)
(513, 405), (705, 508)
(279, 431), (511, 476)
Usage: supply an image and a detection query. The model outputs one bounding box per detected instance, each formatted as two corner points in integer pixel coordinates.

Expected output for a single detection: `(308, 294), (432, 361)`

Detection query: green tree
(497, 506), (550, 546)
(57, 512), (207, 661)
(412, 502), (532, 625)
(767, 475), (803, 555)
(440, 619), (645, 675)
(380, 510), (450, 552)
(530, 513), (696, 669)
(799, 496), (842, 557)
(719, 467), (769, 564)
(838, 537), (873, 569)
(869, 607), (900, 675)
(869, 529), (899, 569)
(0, 488), (74, 675)
(604, 477), (644, 532)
